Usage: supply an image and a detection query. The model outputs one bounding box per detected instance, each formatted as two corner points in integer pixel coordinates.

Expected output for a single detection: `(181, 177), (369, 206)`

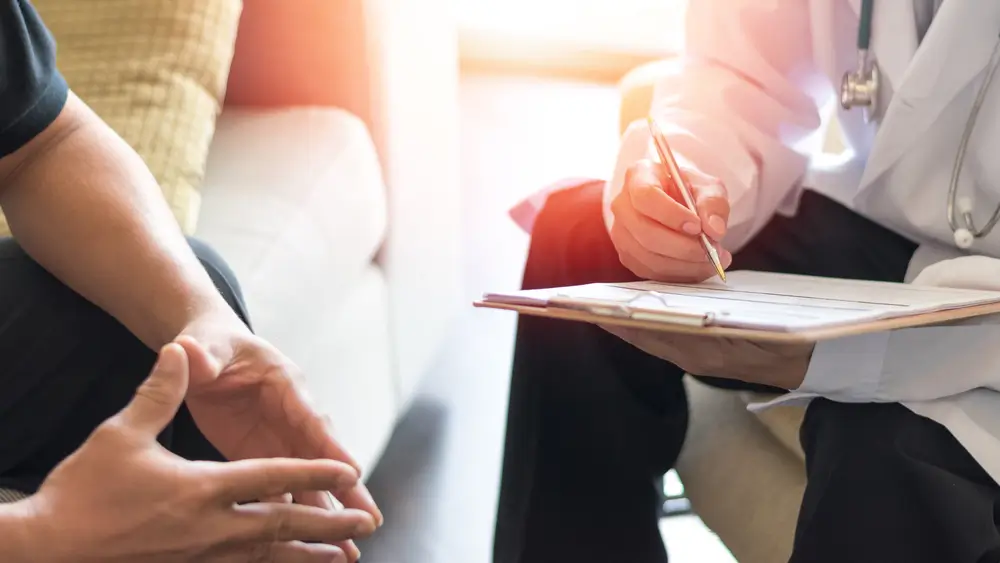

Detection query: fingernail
(681, 222), (700, 235)
(357, 485), (383, 527)
(355, 517), (377, 536)
(345, 541), (361, 561)
(721, 250), (733, 267)
(154, 345), (180, 372)
(708, 215), (726, 236)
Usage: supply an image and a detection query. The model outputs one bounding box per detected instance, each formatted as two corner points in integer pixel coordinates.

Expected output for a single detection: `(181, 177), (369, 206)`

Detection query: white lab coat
(606, 0), (1000, 483)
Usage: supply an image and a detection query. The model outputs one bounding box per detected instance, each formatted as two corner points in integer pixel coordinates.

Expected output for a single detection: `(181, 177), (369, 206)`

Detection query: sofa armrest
(225, 0), (462, 406)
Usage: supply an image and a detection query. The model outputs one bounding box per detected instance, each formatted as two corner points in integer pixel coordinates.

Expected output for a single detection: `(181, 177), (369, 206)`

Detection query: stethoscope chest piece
(841, 58), (880, 123)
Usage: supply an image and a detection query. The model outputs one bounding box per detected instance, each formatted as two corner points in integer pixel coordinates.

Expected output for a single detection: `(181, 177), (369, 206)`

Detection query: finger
(293, 491), (359, 562)
(691, 180), (730, 241)
(330, 485), (382, 528)
(244, 541), (347, 563)
(613, 204), (715, 263)
(286, 398), (384, 526)
(262, 493), (294, 504)
(114, 343), (189, 437)
(213, 458), (359, 504)
(231, 504), (377, 545)
(625, 161), (701, 234)
(613, 222), (722, 283)
(294, 490), (338, 510)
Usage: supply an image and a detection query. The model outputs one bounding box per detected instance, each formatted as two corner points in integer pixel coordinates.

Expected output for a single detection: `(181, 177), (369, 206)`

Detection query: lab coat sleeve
(799, 323), (1000, 403)
(604, 0), (827, 250)
(798, 255), (1000, 403)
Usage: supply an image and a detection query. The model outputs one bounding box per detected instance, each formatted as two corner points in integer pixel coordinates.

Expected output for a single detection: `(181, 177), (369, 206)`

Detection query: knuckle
(247, 542), (272, 563)
(618, 251), (646, 277)
(630, 183), (657, 210)
(609, 223), (630, 247)
(626, 221), (652, 248)
(192, 473), (223, 502)
(626, 160), (648, 178)
(133, 385), (176, 413)
(610, 192), (629, 216)
(680, 242), (708, 262)
(266, 508), (291, 540)
(91, 418), (132, 445)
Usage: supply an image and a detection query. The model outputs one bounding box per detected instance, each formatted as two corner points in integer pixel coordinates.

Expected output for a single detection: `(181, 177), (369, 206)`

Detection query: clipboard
(474, 271), (1000, 343)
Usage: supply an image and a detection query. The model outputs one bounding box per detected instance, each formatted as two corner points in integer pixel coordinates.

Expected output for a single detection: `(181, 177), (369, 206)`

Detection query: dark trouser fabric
(0, 238), (242, 494)
(494, 181), (1000, 563)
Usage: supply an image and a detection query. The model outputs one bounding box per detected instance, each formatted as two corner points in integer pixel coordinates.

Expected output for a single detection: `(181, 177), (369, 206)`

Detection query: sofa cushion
(195, 107), (393, 471)
(20, 0), (242, 236)
(195, 107), (388, 327)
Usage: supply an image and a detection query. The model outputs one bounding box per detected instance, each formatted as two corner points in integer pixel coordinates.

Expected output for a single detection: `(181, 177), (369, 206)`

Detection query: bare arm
(0, 93), (243, 351)
(0, 503), (34, 563)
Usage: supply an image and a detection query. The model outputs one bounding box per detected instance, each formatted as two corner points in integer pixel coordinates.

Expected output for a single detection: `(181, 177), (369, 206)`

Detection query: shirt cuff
(747, 333), (891, 413)
(604, 120), (655, 233)
(798, 332), (891, 400)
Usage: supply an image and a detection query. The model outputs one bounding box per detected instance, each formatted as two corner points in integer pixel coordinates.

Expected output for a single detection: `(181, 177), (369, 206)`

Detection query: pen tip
(716, 265), (727, 283)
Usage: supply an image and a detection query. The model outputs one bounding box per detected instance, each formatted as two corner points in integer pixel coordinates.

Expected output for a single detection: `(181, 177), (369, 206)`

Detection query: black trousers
(494, 182), (1000, 563)
(0, 238), (237, 494)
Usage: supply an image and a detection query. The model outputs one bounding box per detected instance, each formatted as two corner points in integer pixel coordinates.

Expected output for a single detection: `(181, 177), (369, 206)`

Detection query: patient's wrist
(0, 501), (43, 562)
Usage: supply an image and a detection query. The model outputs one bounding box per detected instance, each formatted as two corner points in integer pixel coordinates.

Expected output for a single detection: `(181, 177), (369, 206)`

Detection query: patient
(0, 1), (379, 560)
(493, 1), (1000, 562)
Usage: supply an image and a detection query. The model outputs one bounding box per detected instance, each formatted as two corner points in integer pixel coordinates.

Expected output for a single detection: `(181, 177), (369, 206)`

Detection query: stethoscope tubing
(844, 0), (1000, 246)
(947, 34), (1000, 239)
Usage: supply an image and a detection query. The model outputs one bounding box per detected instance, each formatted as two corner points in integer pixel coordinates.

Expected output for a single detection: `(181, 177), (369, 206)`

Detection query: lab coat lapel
(858, 2), (1000, 195)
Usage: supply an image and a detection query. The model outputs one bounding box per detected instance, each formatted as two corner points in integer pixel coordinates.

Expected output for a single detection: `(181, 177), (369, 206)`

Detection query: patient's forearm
(0, 93), (242, 349)
(0, 504), (35, 563)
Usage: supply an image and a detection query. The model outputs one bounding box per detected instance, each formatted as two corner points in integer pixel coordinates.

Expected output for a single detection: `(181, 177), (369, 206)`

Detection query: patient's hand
(5, 343), (375, 563)
(610, 159), (732, 283)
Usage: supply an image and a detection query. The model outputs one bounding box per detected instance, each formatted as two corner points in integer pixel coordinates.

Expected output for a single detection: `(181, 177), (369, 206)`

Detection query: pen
(646, 116), (727, 283)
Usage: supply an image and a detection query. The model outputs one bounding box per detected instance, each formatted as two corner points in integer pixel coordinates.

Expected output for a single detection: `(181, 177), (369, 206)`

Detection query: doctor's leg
(493, 184), (922, 563)
(792, 401), (1000, 563)
(493, 181), (690, 563)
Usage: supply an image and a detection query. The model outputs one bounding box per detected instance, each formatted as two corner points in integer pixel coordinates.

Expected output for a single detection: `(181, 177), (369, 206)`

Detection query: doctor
(494, 1), (1000, 563)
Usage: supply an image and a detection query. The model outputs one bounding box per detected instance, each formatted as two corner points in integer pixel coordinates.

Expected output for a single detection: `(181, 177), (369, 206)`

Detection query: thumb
(174, 335), (223, 387)
(116, 343), (190, 437)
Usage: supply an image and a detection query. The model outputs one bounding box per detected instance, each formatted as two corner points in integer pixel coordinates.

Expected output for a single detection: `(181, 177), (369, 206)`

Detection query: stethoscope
(840, 0), (1000, 249)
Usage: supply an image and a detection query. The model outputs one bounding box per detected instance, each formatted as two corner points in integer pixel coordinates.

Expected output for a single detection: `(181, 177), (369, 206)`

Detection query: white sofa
(195, 0), (463, 474)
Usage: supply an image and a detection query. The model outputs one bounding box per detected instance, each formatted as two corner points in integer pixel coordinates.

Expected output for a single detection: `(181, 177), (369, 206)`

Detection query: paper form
(482, 270), (1000, 333)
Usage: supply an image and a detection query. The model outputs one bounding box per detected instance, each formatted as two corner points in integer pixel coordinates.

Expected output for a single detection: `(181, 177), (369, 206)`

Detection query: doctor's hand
(610, 159), (733, 283)
(601, 324), (814, 390)
(912, 255), (1000, 291)
(7, 343), (376, 563)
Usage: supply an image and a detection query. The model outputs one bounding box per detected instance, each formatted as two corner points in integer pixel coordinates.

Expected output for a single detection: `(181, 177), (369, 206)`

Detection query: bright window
(459, 0), (688, 56)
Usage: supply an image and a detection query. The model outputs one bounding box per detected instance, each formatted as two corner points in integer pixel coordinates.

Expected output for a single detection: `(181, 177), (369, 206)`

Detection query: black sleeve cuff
(0, 70), (69, 159)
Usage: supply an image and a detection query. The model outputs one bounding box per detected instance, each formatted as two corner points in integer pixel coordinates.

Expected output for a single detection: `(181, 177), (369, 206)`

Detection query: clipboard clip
(549, 290), (713, 327)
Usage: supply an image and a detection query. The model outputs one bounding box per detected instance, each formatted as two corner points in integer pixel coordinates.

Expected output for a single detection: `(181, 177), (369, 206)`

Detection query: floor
(358, 74), (736, 563)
